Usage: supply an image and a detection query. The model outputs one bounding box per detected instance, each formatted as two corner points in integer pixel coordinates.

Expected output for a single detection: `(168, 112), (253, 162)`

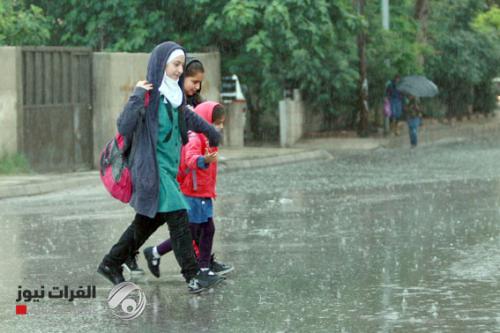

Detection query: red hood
(194, 101), (221, 125)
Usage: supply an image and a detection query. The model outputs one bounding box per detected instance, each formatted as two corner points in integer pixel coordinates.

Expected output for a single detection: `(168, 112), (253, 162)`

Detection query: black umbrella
(397, 75), (438, 97)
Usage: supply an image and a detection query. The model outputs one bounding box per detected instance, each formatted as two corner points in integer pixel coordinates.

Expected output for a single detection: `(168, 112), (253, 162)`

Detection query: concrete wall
(92, 51), (221, 167)
(92, 52), (149, 167)
(223, 101), (247, 147)
(0, 48), (314, 163)
(279, 89), (305, 147)
(0, 47), (21, 157)
(0, 48), (221, 167)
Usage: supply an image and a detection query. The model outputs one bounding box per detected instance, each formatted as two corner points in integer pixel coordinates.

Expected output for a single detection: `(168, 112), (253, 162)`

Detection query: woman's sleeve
(116, 87), (148, 140)
(184, 107), (221, 147)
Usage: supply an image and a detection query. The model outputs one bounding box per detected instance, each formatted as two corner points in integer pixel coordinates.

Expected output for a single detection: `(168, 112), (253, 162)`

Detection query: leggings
(157, 218), (215, 268)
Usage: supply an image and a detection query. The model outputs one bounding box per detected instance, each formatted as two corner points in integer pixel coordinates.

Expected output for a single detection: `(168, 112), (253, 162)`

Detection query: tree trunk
(356, 0), (369, 137)
(247, 90), (262, 142)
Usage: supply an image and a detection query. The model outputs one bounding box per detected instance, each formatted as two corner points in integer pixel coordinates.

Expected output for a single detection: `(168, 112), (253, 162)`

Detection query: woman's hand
(136, 80), (153, 91)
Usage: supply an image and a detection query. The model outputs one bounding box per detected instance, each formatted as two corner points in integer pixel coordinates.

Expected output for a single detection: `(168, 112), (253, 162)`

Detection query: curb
(383, 120), (500, 148)
(0, 150), (333, 199)
(0, 174), (100, 200)
(219, 149), (333, 173)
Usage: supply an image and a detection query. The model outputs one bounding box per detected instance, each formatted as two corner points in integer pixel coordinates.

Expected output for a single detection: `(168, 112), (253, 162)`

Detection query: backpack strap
(162, 102), (174, 142)
(182, 132), (208, 192)
(198, 133), (207, 154)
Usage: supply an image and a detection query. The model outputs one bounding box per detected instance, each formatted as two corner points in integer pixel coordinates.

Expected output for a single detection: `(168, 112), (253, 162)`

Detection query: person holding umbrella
(405, 94), (422, 147)
(397, 75), (439, 147)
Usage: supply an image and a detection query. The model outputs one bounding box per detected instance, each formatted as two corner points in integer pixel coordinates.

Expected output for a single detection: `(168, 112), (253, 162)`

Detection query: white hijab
(158, 49), (184, 108)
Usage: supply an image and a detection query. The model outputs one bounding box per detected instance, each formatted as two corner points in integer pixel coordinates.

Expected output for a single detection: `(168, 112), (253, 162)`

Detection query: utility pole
(382, 0), (389, 30)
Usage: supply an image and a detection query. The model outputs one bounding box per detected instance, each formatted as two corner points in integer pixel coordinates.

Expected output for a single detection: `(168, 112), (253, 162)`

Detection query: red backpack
(99, 93), (150, 203)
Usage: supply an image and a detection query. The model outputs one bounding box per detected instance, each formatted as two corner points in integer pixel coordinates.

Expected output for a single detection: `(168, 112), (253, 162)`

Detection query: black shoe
(143, 246), (160, 278)
(97, 262), (125, 285)
(123, 251), (145, 275)
(187, 270), (224, 294)
(210, 254), (234, 275)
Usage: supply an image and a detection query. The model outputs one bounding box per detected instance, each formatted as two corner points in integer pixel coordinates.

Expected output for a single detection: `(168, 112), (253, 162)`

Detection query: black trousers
(103, 210), (198, 282)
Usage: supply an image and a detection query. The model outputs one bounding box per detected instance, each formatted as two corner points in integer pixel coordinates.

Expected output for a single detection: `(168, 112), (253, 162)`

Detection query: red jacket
(177, 102), (220, 198)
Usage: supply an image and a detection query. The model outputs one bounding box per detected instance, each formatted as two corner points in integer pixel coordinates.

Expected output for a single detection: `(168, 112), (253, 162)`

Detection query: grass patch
(0, 153), (31, 174)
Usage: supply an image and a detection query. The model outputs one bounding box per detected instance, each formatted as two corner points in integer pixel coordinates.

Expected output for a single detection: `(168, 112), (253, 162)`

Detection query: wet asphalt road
(1, 139), (500, 332)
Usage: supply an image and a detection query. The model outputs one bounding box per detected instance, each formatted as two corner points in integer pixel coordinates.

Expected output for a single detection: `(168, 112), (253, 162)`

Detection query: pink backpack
(99, 92), (150, 203)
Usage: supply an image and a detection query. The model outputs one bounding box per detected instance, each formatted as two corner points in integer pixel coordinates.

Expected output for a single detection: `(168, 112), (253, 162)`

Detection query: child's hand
(136, 80), (153, 91)
(204, 148), (218, 164)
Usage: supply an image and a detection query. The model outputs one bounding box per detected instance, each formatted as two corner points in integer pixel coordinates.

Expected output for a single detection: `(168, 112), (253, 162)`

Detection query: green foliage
(203, 0), (360, 138)
(0, 0), (50, 45)
(365, 0), (424, 110)
(9, 0), (500, 137)
(29, 0), (210, 51)
(472, 5), (500, 35)
(0, 153), (31, 174)
(426, 0), (500, 117)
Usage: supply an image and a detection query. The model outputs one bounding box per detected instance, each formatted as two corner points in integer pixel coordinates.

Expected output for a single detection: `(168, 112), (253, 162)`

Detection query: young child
(143, 101), (233, 279)
(97, 41), (224, 294)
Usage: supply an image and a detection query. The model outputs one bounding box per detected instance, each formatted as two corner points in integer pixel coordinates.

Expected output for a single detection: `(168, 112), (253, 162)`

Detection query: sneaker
(187, 278), (205, 294)
(122, 252), (145, 275)
(187, 270), (224, 294)
(210, 255), (234, 275)
(97, 262), (125, 285)
(143, 246), (160, 278)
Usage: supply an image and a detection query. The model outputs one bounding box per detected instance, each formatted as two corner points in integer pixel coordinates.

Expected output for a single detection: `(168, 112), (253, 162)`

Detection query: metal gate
(21, 47), (93, 172)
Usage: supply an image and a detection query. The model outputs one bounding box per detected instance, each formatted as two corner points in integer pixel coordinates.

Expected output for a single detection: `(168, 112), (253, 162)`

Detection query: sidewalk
(1, 112), (499, 200)
(386, 112), (500, 148)
(294, 137), (388, 151)
(0, 146), (334, 200)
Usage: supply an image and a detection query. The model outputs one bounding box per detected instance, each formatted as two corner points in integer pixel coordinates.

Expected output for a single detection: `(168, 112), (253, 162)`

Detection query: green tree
(30, 0), (210, 51)
(0, 0), (50, 45)
(426, 0), (500, 118)
(471, 5), (500, 114)
(364, 0), (423, 119)
(22, 0), (500, 138)
(202, 0), (359, 139)
(472, 5), (500, 35)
